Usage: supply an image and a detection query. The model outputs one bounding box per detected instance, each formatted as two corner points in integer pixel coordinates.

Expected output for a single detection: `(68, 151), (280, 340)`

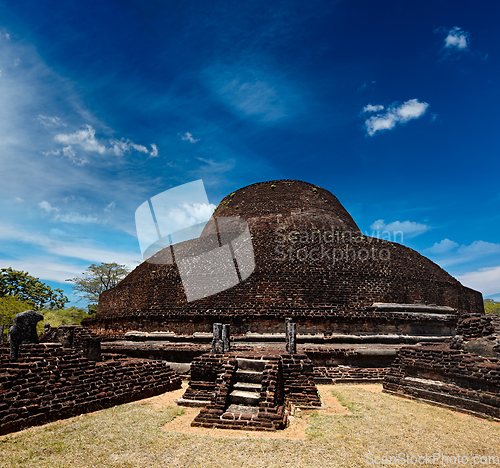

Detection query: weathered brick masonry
(383, 343), (500, 420)
(85, 180), (483, 338)
(184, 352), (320, 431)
(0, 342), (181, 435)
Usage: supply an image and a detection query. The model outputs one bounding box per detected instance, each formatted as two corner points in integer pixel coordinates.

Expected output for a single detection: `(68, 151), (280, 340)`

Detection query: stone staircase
(226, 358), (268, 414)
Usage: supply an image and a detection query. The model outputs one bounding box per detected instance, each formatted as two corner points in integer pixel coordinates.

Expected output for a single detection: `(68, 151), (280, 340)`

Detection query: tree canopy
(0, 268), (68, 310)
(0, 295), (34, 324)
(66, 262), (130, 312)
(484, 299), (500, 317)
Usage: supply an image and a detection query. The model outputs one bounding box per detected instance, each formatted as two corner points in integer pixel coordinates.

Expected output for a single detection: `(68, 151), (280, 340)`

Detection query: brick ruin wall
(456, 315), (496, 340)
(0, 343), (181, 435)
(383, 343), (500, 421)
(86, 180), (483, 338)
(185, 352), (320, 430)
(191, 355), (288, 431)
(87, 233), (483, 336)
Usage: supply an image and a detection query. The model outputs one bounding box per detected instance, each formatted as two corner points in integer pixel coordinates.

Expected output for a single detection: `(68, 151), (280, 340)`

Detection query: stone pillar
(222, 323), (230, 352)
(212, 323), (231, 353)
(286, 317), (296, 355)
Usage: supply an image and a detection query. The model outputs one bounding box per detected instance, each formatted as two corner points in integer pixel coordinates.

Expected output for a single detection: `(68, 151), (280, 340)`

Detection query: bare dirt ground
(135, 381), (364, 439)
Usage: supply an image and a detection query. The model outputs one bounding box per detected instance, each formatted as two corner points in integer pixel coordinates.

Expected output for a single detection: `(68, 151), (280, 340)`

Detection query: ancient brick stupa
(86, 179), (483, 339)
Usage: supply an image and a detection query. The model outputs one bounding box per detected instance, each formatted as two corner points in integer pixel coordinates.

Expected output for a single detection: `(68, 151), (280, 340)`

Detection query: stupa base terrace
(99, 302), (460, 384)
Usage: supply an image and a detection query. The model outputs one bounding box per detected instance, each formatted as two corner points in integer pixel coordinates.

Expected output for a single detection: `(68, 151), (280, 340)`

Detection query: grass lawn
(1, 384), (498, 468)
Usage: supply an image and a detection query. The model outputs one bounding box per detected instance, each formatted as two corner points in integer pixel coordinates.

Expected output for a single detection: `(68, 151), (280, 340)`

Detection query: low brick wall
(383, 344), (500, 420)
(0, 343), (181, 435)
(314, 366), (389, 383)
(191, 355), (288, 431)
(281, 354), (321, 406)
(456, 315), (495, 340)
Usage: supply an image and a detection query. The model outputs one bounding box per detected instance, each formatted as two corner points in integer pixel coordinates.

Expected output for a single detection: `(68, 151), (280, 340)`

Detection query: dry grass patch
(0, 384), (498, 468)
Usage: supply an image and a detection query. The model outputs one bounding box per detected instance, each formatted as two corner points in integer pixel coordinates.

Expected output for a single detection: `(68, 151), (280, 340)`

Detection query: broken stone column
(212, 323), (224, 354)
(212, 323), (230, 353)
(221, 323), (230, 352)
(285, 317), (296, 355)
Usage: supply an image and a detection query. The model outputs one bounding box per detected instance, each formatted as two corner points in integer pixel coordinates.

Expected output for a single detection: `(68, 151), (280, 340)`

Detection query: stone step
(235, 370), (263, 384)
(225, 404), (259, 416)
(237, 358), (269, 372)
(233, 382), (261, 392)
(229, 390), (261, 406)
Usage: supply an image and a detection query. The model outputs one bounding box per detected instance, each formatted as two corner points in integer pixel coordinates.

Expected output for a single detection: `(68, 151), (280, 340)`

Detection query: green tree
(484, 299), (500, 317)
(0, 295), (34, 341)
(66, 262), (130, 313)
(0, 267), (68, 310)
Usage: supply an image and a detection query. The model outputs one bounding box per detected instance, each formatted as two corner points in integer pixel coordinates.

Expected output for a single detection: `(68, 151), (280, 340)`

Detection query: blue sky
(0, 0), (499, 307)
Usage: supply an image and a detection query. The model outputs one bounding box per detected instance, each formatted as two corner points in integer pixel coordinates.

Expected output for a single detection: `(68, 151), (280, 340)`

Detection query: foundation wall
(0, 343), (181, 435)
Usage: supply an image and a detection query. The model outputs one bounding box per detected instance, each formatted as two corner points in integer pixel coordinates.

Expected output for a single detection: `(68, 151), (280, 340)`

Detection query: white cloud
(38, 115), (67, 128)
(150, 143), (158, 157)
(457, 240), (500, 256)
(52, 126), (157, 163)
(444, 27), (469, 50)
(110, 138), (149, 156)
(363, 104), (384, 113)
(0, 222), (140, 271)
(104, 201), (116, 212)
(42, 149), (61, 156)
(39, 200), (101, 224)
(55, 212), (101, 225)
(181, 132), (200, 144)
(429, 240), (500, 268)
(0, 258), (86, 284)
(39, 200), (60, 213)
(14, 197), (24, 203)
(456, 265), (500, 297)
(424, 238), (459, 254)
(370, 219), (430, 238)
(168, 202), (217, 229)
(364, 99), (429, 136)
(54, 124), (107, 155)
(62, 145), (88, 165)
(202, 64), (302, 123)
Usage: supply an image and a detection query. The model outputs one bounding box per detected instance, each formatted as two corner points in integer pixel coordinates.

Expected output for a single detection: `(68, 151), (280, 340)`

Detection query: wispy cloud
(456, 265), (500, 297)
(38, 115), (67, 128)
(363, 104), (384, 113)
(39, 200), (60, 213)
(181, 132), (200, 144)
(358, 80), (376, 91)
(363, 99), (429, 136)
(202, 64), (303, 123)
(370, 219), (430, 238)
(424, 238), (459, 254)
(51, 125), (159, 164)
(54, 124), (107, 155)
(0, 222), (140, 274)
(104, 201), (115, 212)
(424, 239), (500, 268)
(55, 212), (101, 225)
(39, 200), (101, 225)
(444, 27), (469, 51)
